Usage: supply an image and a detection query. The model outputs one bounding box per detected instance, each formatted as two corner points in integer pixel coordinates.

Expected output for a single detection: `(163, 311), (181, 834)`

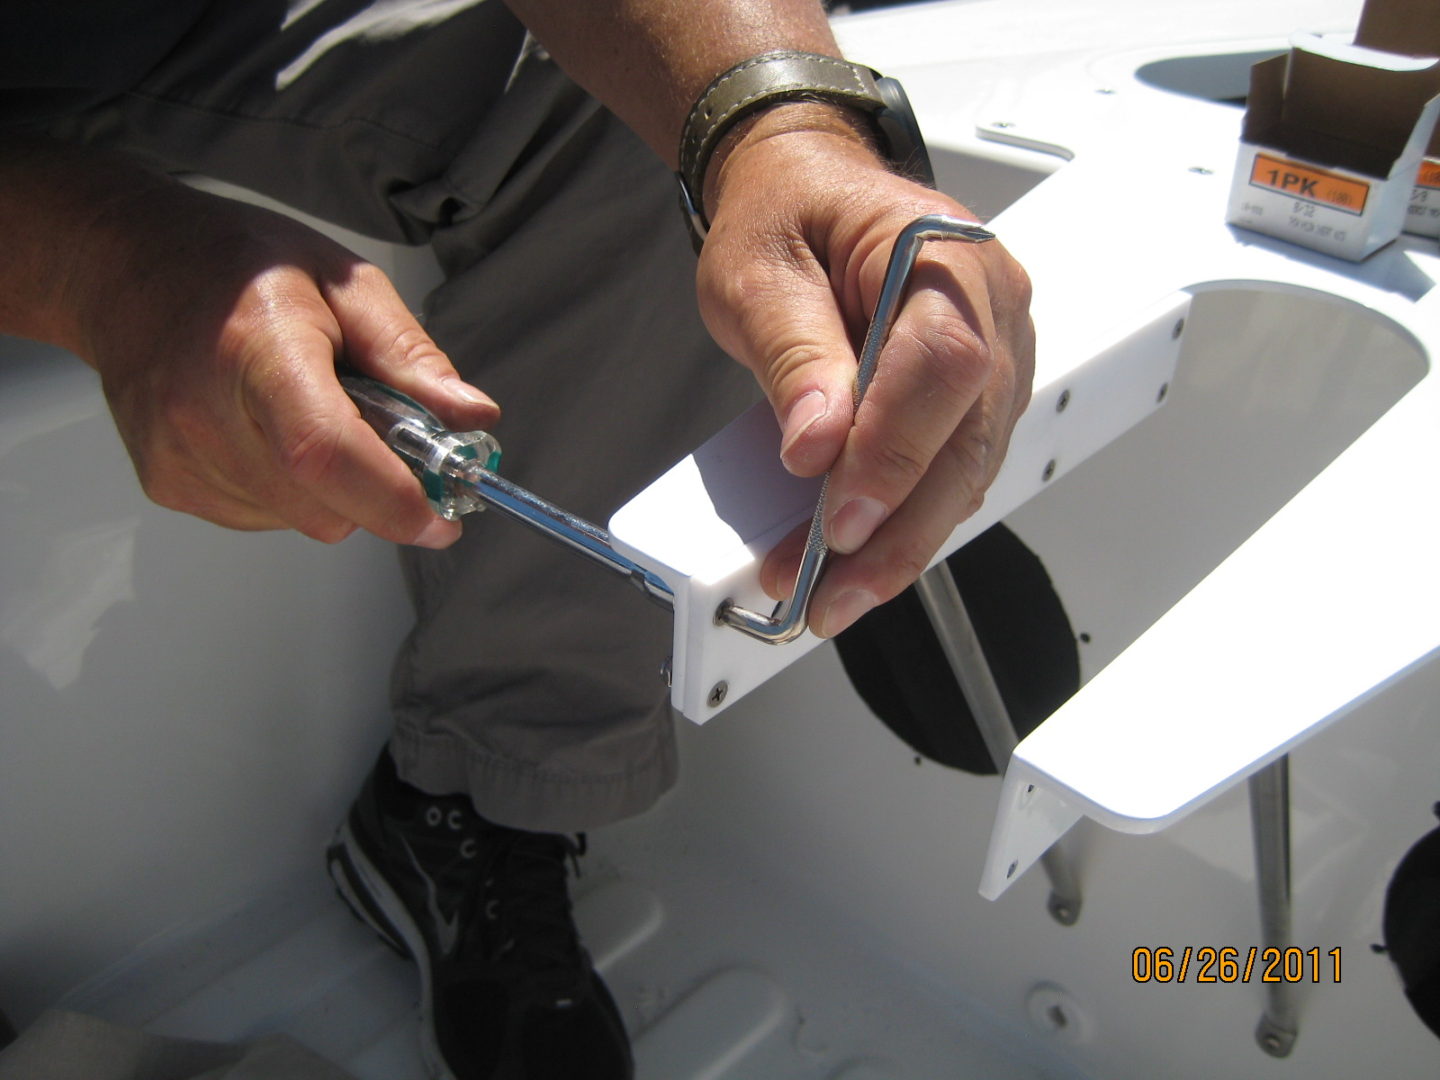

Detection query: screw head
(708, 681), (728, 708)
(1042, 459), (1057, 482)
(1056, 388), (1071, 412)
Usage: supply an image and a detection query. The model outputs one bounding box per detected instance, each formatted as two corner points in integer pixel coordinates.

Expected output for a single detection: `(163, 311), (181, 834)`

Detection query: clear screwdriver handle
(341, 372), (675, 608)
(340, 373), (501, 521)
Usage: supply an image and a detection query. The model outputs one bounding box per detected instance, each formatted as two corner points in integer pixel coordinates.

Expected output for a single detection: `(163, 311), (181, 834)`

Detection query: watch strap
(677, 51), (889, 239)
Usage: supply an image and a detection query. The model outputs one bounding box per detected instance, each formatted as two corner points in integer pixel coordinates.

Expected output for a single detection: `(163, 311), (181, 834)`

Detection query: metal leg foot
(1255, 1013), (1298, 1058)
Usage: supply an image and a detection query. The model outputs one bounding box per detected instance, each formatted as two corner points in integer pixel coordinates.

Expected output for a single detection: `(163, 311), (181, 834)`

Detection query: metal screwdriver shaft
(341, 373), (674, 609)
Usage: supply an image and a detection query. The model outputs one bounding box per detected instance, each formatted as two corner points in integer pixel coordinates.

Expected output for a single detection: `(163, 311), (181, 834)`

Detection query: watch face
(874, 76), (936, 187)
(675, 173), (708, 252)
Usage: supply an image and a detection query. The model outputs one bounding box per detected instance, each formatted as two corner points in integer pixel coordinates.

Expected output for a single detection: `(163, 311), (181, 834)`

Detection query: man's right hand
(3, 136), (496, 547)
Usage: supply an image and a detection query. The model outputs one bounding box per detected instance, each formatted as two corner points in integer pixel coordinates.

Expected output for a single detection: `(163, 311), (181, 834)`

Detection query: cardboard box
(1410, 156), (1440, 238)
(1356, 0), (1440, 237)
(1226, 32), (1440, 260)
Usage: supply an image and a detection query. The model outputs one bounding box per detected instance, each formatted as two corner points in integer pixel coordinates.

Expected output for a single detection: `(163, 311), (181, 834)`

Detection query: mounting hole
(1026, 983), (1093, 1044)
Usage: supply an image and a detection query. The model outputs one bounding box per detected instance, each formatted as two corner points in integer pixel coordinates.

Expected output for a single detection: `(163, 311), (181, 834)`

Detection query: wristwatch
(676, 50), (935, 249)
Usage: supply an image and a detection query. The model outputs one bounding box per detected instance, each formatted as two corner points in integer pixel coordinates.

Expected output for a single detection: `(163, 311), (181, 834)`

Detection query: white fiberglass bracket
(610, 293), (1190, 722)
(980, 360), (1440, 899)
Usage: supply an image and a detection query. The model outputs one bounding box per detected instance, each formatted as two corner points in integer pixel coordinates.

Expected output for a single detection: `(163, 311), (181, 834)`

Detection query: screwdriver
(344, 214), (992, 641)
(340, 372), (675, 610)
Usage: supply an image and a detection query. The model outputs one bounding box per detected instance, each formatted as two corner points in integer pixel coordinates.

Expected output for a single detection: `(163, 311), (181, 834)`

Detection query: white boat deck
(54, 766), (1073, 1080)
(4, 2), (1439, 1078)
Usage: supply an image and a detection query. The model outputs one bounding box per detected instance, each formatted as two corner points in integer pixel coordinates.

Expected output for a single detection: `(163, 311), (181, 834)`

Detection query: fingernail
(818, 588), (878, 638)
(780, 390), (828, 467)
(443, 376), (491, 407)
(414, 517), (461, 549)
(828, 496), (888, 554)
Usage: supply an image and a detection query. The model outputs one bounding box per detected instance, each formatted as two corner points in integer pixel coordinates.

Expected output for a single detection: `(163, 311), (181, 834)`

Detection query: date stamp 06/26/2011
(1132, 946), (1343, 985)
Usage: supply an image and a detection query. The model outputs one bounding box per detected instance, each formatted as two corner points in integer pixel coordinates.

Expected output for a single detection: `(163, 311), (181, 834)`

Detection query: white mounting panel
(609, 295), (1189, 722)
(961, 29), (1440, 900)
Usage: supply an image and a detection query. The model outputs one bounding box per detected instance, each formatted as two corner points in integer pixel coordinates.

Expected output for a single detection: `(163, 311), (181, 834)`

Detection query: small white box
(1409, 158), (1440, 238)
(1356, 0), (1440, 238)
(1226, 34), (1440, 261)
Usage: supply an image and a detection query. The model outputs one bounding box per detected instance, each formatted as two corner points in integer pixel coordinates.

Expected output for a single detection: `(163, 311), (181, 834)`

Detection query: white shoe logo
(401, 837), (462, 956)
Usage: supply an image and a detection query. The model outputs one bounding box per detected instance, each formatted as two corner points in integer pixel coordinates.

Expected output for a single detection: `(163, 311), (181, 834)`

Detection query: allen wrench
(717, 214), (996, 643)
(348, 214), (996, 645)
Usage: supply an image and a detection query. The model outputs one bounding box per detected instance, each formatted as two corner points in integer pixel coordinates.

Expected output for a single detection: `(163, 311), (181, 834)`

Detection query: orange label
(1249, 154), (1369, 215)
(1419, 159), (1440, 191)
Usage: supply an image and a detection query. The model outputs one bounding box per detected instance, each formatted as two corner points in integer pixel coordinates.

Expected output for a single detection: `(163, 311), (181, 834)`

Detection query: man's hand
(697, 110), (1035, 637)
(3, 137), (498, 547)
(500, 1), (1036, 634)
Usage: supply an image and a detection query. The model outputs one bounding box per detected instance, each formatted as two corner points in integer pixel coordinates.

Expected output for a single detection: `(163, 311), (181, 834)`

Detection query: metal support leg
(1249, 756), (1298, 1057)
(915, 564), (1082, 926)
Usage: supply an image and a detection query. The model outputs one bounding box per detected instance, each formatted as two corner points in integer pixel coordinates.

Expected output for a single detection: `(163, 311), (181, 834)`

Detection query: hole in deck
(1008, 285), (1428, 678)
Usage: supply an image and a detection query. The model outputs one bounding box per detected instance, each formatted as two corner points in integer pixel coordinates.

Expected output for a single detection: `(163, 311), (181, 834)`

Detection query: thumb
(320, 261), (500, 431)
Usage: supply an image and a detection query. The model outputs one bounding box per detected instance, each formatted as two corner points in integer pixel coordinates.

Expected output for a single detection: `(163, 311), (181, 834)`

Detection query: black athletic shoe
(327, 750), (632, 1080)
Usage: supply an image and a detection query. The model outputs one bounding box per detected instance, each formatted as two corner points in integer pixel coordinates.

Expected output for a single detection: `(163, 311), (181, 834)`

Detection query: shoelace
(409, 801), (587, 974)
(481, 830), (587, 970)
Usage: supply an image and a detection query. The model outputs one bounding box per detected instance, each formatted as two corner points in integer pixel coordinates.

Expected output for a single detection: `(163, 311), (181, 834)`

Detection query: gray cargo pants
(48, 0), (759, 831)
